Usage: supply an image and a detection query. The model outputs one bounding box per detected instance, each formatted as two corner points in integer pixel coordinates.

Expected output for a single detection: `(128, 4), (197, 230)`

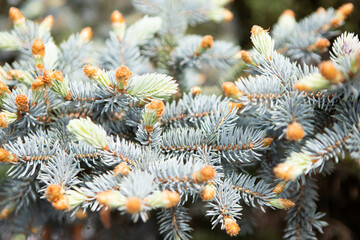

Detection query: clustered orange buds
(145, 99), (165, 121)
(309, 38), (330, 52)
(282, 9), (295, 18)
(262, 137), (274, 147)
(15, 94), (29, 113)
(250, 25), (268, 36)
(111, 10), (125, 24)
(80, 27), (92, 43)
(31, 76), (46, 91)
(41, 69), (63, 88)
(32, 38), (45, 57)
(9, 7), (25, 25)
(285, 121), (305, 141)
(318, 60), (344, 84)
(115, 65), (132, 90)
(195, 35), (214, 56)
(162, 190), (180, 208)
(222, 81), (243, 99)
(192, 165), (216, 183)
(0, 81), (11, 96)
(200, 184), (216, 201)
(113, 162), (130, 176)
(8, 70), (25, 80)
(43, 69), (54, 85)
(224, 216), (240, 237)
(125, 197), (142, 214)
(45, 184), (70, 211)
(41, 15), (54, 31)
(191, 86), (201, 96)
(0, 148), (17, 163)
(84, 65), (100, 79)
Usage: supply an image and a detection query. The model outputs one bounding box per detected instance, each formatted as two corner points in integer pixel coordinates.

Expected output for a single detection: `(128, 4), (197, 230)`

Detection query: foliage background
(0, 0), (359, 239)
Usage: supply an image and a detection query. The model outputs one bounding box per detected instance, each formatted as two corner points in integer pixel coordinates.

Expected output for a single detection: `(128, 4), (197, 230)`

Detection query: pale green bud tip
(67, 117), (108, 149)
(294, 73), (331, 91)
(269, 198), (295, 209)
(66, 187), (87, 209)
(96, 190), (126, 209)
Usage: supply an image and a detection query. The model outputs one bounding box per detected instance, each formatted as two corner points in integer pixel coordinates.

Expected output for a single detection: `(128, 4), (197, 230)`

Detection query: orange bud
(84, 65), (100, 78)
(52, 195), (70, 211)
(145, 99), (165, 120)
(163, 190), (180, 208)
(9, 7), (25, 25)
(294, 82), (311, 92)
(0, 148), (17, 163)
(262, 137), (273, 147)
(42, 69), (54, 85)
(193, 165), (216, 183)
(96, 190), (114, 206)
(223, 9), (233, 22)
(318, 60), (344, 84)
(191, 86), (201, 96)
(0, 114), (8, 128)
(224, 217), (240, 237)
(274, 163), (295, 181)
(330, 17), (342, 28)
(337, 3), (354, 18)
(273, 182), (286, 194)
(222, 81), (243, 99)
(316, 7), (326, 14)
(45, 184), (64, 202)
(282, 9), (295, 17)
(113, 162), (130, 176)
(115, 65), (132, 89)
(285, 121), (305, 141)
(314, 38), (330, 52)
(80, 27), (92, 42)
(200, 184), (216, 201)
(15, 94), (29, 113)
(200, 35), (214, 49)
(125, 197), (142, 214)
(41, 15), (54, 30)
(278, 198), (295, 209)
(251, 25), (267, 35)
(31, 76), (46, 91)
(111, 10), (125, 24)
(239, 50), (252, 64)
(32, 38), (45, 57)
(0, 81), (10, 95)
(8, 70), (25, 80)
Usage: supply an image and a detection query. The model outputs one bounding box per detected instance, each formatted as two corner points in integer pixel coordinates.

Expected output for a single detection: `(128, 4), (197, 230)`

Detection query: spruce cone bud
(223, 9), (233, 22)
(273, 182), (286, 194)
(262, 137), (274, 147)
(239, 50), (252, 64)
(125, 197), (142, 214)
(193, 165), (216, 183)
(84, 65), (100, 78)
(315, 38), (330, 51)
(111, 10), (125, 24)
(282, 9), (295, 17)
(222, 81), (243, 99)
(0, 81), (10, 95)
(9, 7), (25, 25)
(316, 7), (326, 14)
(52, 195), (70, 211)
(330, 17), (342, 28)
(8, 70), (25, 80)
(42, 69), (54, 85)
(224, 217), (240, 237)
(45, 184), (64, 202)
(318, 60), (344, 84)
(32, 38), (45, 57)
(191, 86), (201, 96)
(251, 25), (268, 35)
(145, 100), (165, 120)
(53, 70), (63, 82)
(115, 65), (132, 89)
(31, 76), (46, 91)
(201, 184), (216, 201)
(113, 162), (130, 176)
(269, 198), (295, 209)
(200, 35), (214, 49)
(0, 148), (17, 163)
(41, 15), (54, 30)
(163, 190), (180, 208)
(15, 94), (29, 113)
(285, 121), (305, 141)
(337, 3), (354, 18)
(274, 163), (295, 181)
(80, 27), (92, 42)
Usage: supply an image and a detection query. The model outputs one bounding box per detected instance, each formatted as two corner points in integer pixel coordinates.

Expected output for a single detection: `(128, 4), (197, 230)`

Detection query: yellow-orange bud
(222, 81), (243, 99)
(274, 163), (295, 181)
(191, 86), (201, 96)
(31, 76), (46, 91)
(224, 217), (240, 237)
(111, 10), (125, 24)
(42, 69), (54, 85)
(8, 70), (25, 80)
(223, 9), (233, 22)
(262, 137), (273, 147)
(32, 38), (45, 57)
(285, 121), (305, 141)
(0, 81), (10, 95)
(41, 15), (54, 30)
(316, 7), (326, 14)
(80, 27), (92, 42)
(145, 99), (165, 120)
(282, 9), (295, 18)
(0, 148), (17, 163)
(273, 182), (286, 194)
(318, 60), (344, 84)
(113, 162), (130, 176)
(9, 7), (25, 25)
(163, 190), (180, 208)
(125, 197), (142, 214)
(15, 94), (29, 113)
(330, 17), (342, 28)
(200, 35), (214, 49)
(53, 70), (63, 82)
(311, 38), (330, 52)
(84, 65), (100, 78)
(337, 3), (354, 18)
(45, 184), (64, 202)
(200, 184), (216, 201)
(239, 50), (252, 64)
(251, 25), (267, 35)
(115, 65), (132, 89)
(52, 195), (70, 211)
(193, 165), (216, 183)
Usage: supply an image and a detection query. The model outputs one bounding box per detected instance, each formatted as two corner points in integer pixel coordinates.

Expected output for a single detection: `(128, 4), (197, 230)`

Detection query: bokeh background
(0, 0), (359, 239)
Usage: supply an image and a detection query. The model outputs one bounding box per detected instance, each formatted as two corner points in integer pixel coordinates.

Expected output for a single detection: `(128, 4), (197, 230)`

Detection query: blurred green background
(0, 0), (359, 239)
